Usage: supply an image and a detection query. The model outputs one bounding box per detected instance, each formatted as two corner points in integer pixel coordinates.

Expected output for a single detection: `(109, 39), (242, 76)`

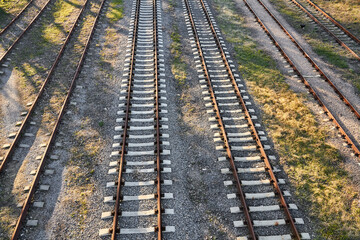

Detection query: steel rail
(185, 0), (256, 238)
(0, 0), (34, 36)
(111, 0), (140, 237)
(254, 0), (360, 121)
(304, 0), (360, 45)
(11, 0), (106, 238)
(0, 0), (51, 65)
(0, 0), (90, 174)
(197, 0), (301, 238)
(153, 0), (163, 237)
(242, 0), (360, 159)
(288, 0), (360, 61)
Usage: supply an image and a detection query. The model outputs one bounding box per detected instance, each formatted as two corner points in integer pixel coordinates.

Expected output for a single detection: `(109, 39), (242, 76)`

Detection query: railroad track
(0, 0), (51, 69)
(0, 0), (105, 238)
(99, 0), (174, 238)
(0, 0), (90, 173)
(0, 0), (34, 35)
(242, 0), (360, 158)
(182, 0), (310, 238)
(287, 0), (360, 61)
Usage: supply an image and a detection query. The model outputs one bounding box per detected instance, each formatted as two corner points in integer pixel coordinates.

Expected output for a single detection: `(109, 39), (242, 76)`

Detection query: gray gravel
(3, 0), (360, 238)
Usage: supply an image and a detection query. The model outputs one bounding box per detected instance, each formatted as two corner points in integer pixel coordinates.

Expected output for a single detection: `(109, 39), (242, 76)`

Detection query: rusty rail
(111, 0), (162, 237)
(254, 0), (360, 121)
(0, 0), (51, 65)
(304, 0), (360, 45)
(0, 0), (90, 174)
(11, 0), (106, 239)
(242, 0), (360, 159)
(289, 0), (360, 61)
(153, 0), (163, 237)
(185, 0), (301, 238)
(0, 0), (34, 35)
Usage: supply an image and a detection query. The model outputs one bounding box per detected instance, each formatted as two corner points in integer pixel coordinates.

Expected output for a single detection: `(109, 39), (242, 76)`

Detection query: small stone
(33, 202), (44, 208)
(26, 220), (38, 226)
(39, 185), (50, 191)
(44, 169), (54, 175)
(8, 132), (17, 138)
(24, 186), (31, 192)
(2, 144), (11, 149)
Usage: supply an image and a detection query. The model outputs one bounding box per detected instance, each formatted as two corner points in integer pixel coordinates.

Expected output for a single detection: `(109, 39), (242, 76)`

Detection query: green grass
(0, 0), (28, 27)
(311, 40), (348, 68)
(0, 7), (9, 24)
(212, 0), (360, 238)
(269, 0), (360, 92)
(170, 25), (187, 86)
(106, 0), (123, 22)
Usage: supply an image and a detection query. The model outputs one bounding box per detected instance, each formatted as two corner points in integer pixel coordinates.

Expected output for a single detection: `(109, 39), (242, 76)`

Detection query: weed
(106, 0), (123, 22)
(170, 25), (187, 86)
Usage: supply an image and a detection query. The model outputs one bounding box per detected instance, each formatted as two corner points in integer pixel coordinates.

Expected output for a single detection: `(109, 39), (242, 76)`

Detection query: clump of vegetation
(67, 124), (99, 188)
(0, 0), (28, 28)
(170, 25), (187, 86)
(212, 0), (360, 238)
(106, 0), (123, 22)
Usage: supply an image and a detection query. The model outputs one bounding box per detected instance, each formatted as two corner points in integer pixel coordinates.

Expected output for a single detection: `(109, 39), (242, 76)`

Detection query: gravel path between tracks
(2, 0), (360, 238)
(162, 0), (241, 238)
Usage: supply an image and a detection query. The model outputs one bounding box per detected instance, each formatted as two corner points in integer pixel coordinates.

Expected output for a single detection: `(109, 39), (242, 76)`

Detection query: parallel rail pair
(111, 0), (163, 237)
(243, 0), (360, 158)
(183, 0), (308, 238)
(99, 0), (172, 238)
(0, 0), (51, 66)
(288, 0), (360, 61)
(0, 0), (106, 239)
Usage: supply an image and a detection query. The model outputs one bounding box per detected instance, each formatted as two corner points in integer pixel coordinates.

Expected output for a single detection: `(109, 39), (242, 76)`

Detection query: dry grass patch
(212, 0), (360, 238)
(312, 0), (360, 37)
